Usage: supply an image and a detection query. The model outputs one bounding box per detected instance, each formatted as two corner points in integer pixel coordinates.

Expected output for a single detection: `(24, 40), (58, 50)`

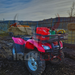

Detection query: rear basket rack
(34, 33), (68, 43)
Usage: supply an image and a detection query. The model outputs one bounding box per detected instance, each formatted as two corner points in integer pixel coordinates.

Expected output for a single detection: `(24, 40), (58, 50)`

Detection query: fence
(28, 17), (75, 45)
(0, 22), (8, 33)
(0, 17), (75, 45)
(39, 18), (75, 45)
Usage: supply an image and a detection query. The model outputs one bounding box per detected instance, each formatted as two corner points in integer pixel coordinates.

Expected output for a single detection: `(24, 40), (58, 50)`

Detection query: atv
(12, 27), (67, 75)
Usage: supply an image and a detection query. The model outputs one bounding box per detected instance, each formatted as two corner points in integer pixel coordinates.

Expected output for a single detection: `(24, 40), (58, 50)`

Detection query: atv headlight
(42, 45), (50, 50)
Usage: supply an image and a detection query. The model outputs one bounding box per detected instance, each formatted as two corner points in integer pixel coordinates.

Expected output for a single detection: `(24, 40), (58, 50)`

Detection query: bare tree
(68, 2), (75, 17)
(55, 13), (59, 17)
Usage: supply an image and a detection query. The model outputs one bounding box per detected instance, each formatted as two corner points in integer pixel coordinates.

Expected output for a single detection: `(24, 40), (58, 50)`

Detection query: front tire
(11, 44), (17, 60)
(25, 51), (45, 75)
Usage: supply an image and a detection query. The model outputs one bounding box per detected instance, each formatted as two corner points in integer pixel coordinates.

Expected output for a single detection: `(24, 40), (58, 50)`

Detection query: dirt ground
(0, 36), (75, 75)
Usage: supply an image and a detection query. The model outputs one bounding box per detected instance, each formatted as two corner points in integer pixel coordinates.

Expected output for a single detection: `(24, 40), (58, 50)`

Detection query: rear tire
(51, 51), (64, 64)
(60, 51), (64, 63)
(9, 32), (14, 36)
(25, 51), (45, 75)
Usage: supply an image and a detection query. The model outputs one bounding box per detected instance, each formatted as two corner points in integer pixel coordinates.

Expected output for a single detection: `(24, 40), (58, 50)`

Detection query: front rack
(12, 33), (68, 43)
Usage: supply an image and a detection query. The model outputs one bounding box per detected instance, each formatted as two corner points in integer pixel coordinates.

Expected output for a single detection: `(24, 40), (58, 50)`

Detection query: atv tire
(51, 51), (64, 64)
(60, 51), (64, 62)
(11, 44), (17, 60)
(25, 51), (45, 75)
(9, 32), (14, 37)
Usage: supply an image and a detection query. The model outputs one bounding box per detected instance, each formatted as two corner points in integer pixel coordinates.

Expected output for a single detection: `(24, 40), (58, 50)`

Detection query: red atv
(12, 27), (67, 75)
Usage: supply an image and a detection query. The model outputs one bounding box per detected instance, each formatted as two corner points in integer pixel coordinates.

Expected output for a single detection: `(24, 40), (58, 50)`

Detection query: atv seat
(23, 37), (31, 41)
(22, 36), (32, 41)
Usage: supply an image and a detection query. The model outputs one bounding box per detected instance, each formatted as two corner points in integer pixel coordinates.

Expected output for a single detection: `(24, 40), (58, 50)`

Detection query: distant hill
(0, 17), (75, 24)
(0, 17), (75, 28)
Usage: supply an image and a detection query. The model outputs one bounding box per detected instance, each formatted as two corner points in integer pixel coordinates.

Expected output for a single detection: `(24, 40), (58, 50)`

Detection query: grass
(0, 32), (9, 37)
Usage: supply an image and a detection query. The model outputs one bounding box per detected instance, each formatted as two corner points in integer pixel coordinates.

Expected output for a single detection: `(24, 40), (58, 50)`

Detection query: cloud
(0, 0), (32, 13)
(0, 0), (75, 21)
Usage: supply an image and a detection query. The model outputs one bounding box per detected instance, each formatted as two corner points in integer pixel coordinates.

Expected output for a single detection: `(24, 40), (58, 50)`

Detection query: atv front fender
(25, 39), (45, 53)
(12, 37), (26, 45)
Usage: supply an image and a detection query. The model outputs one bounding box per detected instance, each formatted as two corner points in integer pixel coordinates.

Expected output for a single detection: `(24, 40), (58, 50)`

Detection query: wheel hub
(28, 57), (37, 71)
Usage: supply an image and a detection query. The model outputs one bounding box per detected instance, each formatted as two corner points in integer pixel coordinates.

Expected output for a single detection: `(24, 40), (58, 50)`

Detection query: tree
(68, 2), (75, 17)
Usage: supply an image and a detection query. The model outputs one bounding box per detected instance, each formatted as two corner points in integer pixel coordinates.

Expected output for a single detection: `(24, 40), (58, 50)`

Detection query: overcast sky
(0, 0), (75, 21)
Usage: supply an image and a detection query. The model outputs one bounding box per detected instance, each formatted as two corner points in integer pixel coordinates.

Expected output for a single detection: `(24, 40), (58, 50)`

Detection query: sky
(0, 0), (75, 21)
